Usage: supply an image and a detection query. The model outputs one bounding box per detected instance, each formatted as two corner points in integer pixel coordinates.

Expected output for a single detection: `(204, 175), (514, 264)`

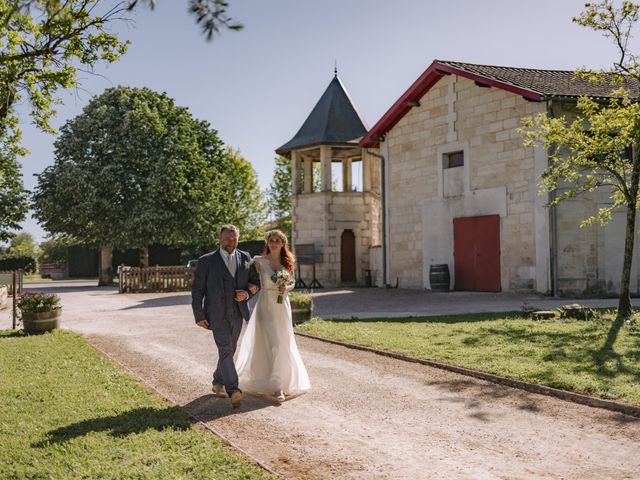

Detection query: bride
(235, 229), (311, 402)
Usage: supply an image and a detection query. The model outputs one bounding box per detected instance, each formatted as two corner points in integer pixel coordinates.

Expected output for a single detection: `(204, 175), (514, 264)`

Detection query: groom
(192, 224), (260, 408)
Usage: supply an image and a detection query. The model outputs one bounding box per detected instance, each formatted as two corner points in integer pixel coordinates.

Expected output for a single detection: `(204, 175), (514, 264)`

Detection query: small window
(445, 151), (464, 168)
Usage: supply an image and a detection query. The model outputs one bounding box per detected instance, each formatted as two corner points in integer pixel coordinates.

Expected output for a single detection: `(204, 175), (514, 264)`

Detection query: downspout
(546, 98), (559, 296)
(366, 149), (387, 287)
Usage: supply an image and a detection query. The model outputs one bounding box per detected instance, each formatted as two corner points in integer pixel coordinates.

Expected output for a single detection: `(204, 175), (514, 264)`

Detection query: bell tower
(276, 72), (381, 286)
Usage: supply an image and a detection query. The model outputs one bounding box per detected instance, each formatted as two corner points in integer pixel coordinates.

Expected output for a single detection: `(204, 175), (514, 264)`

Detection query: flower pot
(290, 302), (312, 325)
(22, 309), (61, 334)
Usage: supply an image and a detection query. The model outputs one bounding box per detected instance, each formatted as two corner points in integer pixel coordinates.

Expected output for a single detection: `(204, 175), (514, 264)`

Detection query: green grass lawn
(297, 312), (640, 405)
(0, 329), (273, 480)
(22, 274), (54, 283)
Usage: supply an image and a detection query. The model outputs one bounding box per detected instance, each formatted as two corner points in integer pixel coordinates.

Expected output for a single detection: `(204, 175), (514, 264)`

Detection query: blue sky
(17, 0), (632, 241)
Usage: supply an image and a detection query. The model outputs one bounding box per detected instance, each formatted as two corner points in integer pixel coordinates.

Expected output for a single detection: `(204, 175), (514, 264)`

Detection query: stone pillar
(304, 156), (313, 193)
(363, 150), (372, 192)
(320, 145), (332, 192)
(342, 158), (352, 192)
(291, 150), (300, 195)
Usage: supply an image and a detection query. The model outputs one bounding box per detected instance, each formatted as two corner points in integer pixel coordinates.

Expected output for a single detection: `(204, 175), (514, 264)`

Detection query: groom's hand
(234, 290), (249, 302)
(196, 319), (209, 329)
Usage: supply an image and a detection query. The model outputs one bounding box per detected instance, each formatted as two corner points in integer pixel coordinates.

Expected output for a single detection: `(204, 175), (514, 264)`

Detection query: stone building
(360, 60), (640, 295)
(276, 72), (382, 287)
(278, 60), (639, 295)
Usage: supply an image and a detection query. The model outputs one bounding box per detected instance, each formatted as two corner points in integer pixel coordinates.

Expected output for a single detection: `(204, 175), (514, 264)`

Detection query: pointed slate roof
(276, 74), (368, 156)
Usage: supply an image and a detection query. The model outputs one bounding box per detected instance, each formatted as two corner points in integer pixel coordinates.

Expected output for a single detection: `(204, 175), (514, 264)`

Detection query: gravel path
(5, 285), (640, 479)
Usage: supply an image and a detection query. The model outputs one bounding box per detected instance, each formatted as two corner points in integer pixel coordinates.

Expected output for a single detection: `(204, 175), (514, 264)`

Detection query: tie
(226, 252), (236, 277)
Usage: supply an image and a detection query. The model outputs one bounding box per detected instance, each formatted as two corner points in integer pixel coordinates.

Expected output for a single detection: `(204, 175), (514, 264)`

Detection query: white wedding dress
(235, 256), (311, 397)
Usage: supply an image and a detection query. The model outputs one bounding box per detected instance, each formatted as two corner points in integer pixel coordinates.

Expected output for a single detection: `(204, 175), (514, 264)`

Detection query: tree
(32, 86), (255, 285)
(520, 1), (640, 328)
(130, 0), (242, 40)
(8, 232), (38, 258)
(0, 142), (28, 241)
(0, 1), (130, 148)
(221, 147), (267, 240)
(267, 155), (292, 238)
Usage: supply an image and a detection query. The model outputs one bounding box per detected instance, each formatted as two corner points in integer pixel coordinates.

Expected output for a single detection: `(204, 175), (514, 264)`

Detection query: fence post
(12, 271), (17, 330)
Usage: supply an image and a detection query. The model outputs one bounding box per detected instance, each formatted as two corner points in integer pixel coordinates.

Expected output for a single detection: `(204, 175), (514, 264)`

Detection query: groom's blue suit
(192, 248), (260, 395)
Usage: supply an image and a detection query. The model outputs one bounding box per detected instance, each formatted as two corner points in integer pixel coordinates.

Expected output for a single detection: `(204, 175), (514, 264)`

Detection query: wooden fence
(0, 269), (23, 295)
(118, 265), (195, 293)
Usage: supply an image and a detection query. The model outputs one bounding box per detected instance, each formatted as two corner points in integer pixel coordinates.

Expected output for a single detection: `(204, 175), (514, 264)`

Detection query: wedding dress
(235, 256), (311, 397)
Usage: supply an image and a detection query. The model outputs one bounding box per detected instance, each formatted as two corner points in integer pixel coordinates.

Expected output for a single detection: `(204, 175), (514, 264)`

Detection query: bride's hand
(278, 286), (286, 294)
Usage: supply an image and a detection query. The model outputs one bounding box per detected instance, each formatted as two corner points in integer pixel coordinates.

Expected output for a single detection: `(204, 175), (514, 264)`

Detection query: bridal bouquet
(271, 270), (294, 304)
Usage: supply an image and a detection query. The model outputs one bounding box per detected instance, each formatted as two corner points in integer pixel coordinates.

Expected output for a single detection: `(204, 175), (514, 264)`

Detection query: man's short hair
(220, 224), (240, 236)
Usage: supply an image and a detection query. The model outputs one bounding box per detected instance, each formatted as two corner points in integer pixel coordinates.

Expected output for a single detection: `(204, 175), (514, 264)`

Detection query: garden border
(295, 332), (640, 418)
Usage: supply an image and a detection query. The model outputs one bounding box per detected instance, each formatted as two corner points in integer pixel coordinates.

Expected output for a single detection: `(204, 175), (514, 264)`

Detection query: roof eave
(360, 61), (544, 148)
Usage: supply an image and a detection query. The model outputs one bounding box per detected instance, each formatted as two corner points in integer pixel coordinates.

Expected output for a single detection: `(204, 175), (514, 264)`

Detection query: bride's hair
(263, 229), (295, 272)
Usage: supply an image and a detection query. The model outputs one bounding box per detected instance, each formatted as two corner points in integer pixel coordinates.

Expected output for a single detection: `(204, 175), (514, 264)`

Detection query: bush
(289, 291), (313, 308)
(17, 292), (61, 313)
(0, 255), (37, 274)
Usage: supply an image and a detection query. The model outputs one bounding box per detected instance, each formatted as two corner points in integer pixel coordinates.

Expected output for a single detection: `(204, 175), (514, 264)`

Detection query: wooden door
(341, 229), (356, 282)
(453, 215), (501, 292)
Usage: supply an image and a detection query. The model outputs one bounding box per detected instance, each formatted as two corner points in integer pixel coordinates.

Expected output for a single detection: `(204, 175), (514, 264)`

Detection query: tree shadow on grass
(32, 405), (192, 447)
(0, 329), (27, 338)
(32, 394), (274, 448)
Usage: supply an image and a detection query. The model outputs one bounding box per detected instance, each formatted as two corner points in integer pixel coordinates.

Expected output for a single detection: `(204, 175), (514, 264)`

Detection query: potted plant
(18, 292), (62, 334)
(289, 291), (313, 325)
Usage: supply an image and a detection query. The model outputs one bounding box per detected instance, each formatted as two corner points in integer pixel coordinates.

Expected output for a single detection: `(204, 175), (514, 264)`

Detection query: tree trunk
(98, 244), (113, 286)
(617, 148), (640, 320)
(139, 246), (149, 268)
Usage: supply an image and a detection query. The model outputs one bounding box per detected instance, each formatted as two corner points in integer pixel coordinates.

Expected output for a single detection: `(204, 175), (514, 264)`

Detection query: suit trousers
(211, 314), (244, 395)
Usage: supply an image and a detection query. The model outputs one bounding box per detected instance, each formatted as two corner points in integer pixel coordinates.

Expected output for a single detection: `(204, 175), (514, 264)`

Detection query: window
(445, 151), (464, 168)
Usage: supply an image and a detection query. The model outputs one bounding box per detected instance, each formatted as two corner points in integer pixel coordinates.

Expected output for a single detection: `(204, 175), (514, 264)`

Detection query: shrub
(17, 292), (61, 313)
(289, 291), (313, 308)
(0, 255), (37, 274)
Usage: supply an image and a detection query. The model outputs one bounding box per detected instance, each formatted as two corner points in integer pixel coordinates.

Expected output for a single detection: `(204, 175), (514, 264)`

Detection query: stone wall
(293, 191), (381, 287)
(384, 75), (548, 291)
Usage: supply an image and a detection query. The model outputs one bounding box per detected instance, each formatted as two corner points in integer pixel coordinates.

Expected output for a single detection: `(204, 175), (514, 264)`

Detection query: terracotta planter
(291, 302), (312, 325)
(21, 309), (61, 334)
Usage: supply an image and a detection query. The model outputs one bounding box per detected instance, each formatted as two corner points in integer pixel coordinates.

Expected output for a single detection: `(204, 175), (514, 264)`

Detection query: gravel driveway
(4, 284), (640, 479)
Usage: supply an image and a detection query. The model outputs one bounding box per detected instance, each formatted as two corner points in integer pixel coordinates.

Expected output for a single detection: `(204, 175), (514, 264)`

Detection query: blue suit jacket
(191, 248), (260, 326)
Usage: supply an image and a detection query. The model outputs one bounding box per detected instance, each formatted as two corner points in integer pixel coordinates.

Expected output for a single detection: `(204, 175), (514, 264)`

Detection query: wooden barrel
(429, 264), (450, 292)
(22, 309), (61, 334)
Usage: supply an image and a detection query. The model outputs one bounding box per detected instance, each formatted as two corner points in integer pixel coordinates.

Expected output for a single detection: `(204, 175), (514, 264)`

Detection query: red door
(453, 215), (501, 292)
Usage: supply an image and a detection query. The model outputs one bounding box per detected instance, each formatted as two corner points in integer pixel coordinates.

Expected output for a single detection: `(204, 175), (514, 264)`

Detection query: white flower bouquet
(271, 269), (294, 304)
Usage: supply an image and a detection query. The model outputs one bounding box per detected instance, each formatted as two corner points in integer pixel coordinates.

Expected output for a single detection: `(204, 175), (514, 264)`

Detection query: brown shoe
(230, 390), (242, 408)
(211, 383), (225, 397)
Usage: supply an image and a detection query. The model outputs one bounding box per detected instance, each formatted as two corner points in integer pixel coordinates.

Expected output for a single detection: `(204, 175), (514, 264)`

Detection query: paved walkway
(3, 283), (640, 479)
(310, 287), (638, 318)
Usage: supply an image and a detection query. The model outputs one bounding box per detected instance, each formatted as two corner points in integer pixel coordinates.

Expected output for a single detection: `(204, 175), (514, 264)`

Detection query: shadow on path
(118, 294), (191, 310)
(182, 393), (276, 423)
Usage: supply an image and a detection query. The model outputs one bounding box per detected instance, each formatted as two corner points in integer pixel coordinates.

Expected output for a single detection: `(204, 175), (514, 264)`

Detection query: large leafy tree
(8, 232), (38, 257)
(32, 86), (249, 284)
(0, 1), (242, 242)
(520, 1), (640, 330)
(0, 142), (28, 241)
(221, 147), (266, 240)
